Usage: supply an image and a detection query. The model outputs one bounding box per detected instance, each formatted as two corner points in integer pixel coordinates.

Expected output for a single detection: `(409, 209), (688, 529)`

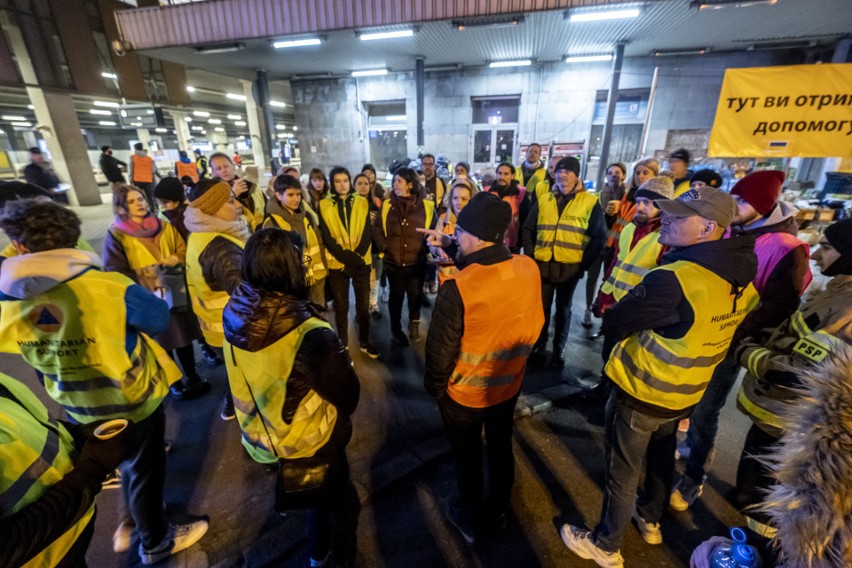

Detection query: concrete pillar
(416, 57), (425, 155)
(242, 79), (268, 174)
(136, 128), (151, 147)
(596, 43), (626, 190)
(1, 12), (99, 205)
(170, 111), (193, 153)
(254, 70), (275, 172)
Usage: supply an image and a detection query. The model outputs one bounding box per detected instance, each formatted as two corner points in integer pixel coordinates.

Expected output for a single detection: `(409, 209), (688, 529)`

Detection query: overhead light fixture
(11, 122), (31, 127)
(155, 127), (167, 133)
(489, 59), (532, 68)
(2, 115), (26, 121)
(226, 93), (247, 101)
(292, 126), (298, 131)
(195, 43), (245, 55)
(385, 115), (407, 121)
(93, 100), (120, 108)
(691, 0), (777, 9)
(276, 124), (286, 130)
(452, 15), (524, 30)
(352, 68), (388, 77)
(214, 127), (225, 132)
(565, 54), (613, 63)
(131, 122), (143, 127)
(186, 86), (196, 93)
(101, 72), (118, 79)
(193, 111), (210, 117)
(227, 114), (242, 120)
(99, 121), (116, 126)
(747, 40), (817, 51)
(654, 47), (709, 56)
(208, 118), (222, 124)
(234, 120), (246, 126)
(274, 38), (322, 48)
(359, 30), (413, 41)
(191, 126), (203, 131)
(89, 109), (112, 115)
(278, 133), (287, 138)
(568, 7), (641, 22)
(27, 104), (34, 109)
(184, 117), (192, 122)
(269, 100), (286, 108)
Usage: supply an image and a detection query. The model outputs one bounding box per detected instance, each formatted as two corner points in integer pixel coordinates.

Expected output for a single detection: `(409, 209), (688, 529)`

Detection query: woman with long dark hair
(308, 168), (330, 210)
(223, 228), (360, 568)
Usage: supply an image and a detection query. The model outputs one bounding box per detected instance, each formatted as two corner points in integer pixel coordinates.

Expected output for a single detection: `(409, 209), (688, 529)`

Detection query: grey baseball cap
(655, 186), (738, 228)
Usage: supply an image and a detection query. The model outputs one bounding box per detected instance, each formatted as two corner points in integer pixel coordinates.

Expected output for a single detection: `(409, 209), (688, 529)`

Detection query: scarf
(111, 213), (161, 239)
(184, 206), (251, 242)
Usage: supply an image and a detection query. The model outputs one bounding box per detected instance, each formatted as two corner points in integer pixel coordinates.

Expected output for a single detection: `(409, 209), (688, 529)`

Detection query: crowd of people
(0, 142), (849, 568)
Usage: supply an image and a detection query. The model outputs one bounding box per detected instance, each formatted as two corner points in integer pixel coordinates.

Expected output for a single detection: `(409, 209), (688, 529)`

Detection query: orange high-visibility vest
(131, 154), (154, 183)
(175, 161), (198, 183)
(446, 255), (544, 408)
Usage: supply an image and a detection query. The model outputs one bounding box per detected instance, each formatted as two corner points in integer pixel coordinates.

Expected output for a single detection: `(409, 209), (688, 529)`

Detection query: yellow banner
(708, 63), (852, 158)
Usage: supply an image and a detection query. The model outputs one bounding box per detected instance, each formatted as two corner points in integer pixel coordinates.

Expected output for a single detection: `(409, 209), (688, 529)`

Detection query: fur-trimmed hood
(758, 343), (852, 567)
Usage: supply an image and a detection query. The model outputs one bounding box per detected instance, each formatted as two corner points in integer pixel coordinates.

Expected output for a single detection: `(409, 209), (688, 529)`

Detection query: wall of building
(291, 49), (805, 174)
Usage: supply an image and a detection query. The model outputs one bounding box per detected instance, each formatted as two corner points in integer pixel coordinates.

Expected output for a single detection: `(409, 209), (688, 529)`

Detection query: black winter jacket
(199, 237), (243, 296)
(372, 191), (436, 267)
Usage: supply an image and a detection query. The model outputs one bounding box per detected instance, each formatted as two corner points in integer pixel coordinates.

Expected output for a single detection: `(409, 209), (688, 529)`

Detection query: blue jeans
(592, 391), (684, 553)
(683, 356), (742, 484)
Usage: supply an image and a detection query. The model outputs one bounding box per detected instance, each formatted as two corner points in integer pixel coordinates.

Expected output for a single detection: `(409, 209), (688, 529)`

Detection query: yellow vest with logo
(0, 373), (95, 568)
(0, 272), (179, 424)
(185, 232), (245, 348)
(600, 224), (664, 301)
(606, 261), (759, 411)
(515, 164), (546, 198)
(534, 190), (598, 264)
(737, 311), (844, 436)
(224, 318), (338, 464)
(263, 210), (327, 284)
(109, 222), (181, 273)
(240, 185), (267, 232)
(318, 194), (372, 271)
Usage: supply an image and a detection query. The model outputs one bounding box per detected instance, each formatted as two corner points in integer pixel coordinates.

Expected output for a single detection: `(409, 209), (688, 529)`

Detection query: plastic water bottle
(710, 527), (759, 568)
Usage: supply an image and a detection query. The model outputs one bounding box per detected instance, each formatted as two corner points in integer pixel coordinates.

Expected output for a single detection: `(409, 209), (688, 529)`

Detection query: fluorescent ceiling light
(155, 127), (167, 132)
(569, 8), (641, 22)
(489, 60), (532, 68)
(101, 72), (118, 79)
(184, 117), (192, 122)
(292, 126), (298, 131)
(208, 118), (222, 124)
(360, 30), (413, 41)
(89, 109), (112, 115)
(93, 100), (120, 108)
(131, 122), (143, 127)
(352, 68), (388, 77)
(276, 124), (286, 130)
(452, 15), (524, 30)
(2, 115), (26, 121)
(193, 111), (210, 117)
(191, 126), (203, 131)
(692, 0), (777, 9)
(274, 38), (322, 48)
(195, 43), (244, 55)
(269, 100), (286, 108)
(226, 93), (246, 101)
(278, 133), (287, 138)
(234, 121), (246, 126)
(654, 47), (708, 56)
(11, 122), (31, 127)
(214, 127), (225, 132)
(27, 104), (34, 109)
(227, 114), (242, 120)
(565, 54), (613, 63)
(186, 86), (196, 93)
(99, 121), (116, 126)
(385, 115), (407, 121)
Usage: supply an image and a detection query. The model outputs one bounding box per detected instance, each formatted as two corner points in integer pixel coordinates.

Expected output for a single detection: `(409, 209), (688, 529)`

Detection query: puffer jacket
(223, 283), (359, 438)
(372, 191), (436, 267)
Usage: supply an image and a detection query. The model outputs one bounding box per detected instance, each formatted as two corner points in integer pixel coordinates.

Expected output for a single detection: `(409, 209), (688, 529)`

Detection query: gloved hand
(339, 250), (365, 270)
(76, 423), (135, 479)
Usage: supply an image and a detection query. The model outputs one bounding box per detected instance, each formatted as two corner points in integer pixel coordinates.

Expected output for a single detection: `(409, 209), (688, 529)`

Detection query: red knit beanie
(730, 171), (784, 216)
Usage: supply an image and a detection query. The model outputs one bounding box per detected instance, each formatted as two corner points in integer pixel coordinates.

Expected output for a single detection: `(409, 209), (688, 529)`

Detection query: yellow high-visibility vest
(263, 211), (327, 284)
(600, 224), (664, 301)
(239, 184), (267, 232)
(607, 260), (759, 410)
(318, 194), (372, 271)
(515, 165), (546, 198)
(224, 318), (338, 464)
(533, 190), (598, 264)
(673, 180), (691, 198)
(185, 231), (245, 347)
(1, 238), (94, 258)
(0, 271), (179, 424)
(380, 198), (435, 236)
(108, 222), (181, 272)
(0, 372), (95, 568)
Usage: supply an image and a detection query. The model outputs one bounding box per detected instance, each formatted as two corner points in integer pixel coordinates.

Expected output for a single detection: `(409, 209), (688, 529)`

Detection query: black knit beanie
(154, 177), (186, 203)
(822, 218), (852, 276)
(456, 192), (511, 243)
(554, 157), (581, 178)
(690, 169), (723, 189)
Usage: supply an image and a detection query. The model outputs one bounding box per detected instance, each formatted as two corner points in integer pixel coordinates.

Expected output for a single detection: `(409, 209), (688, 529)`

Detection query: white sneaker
(113, 519), (134, 553)
(559, 524), (624, 568)
(631, 511), (663, 545)
(380, 286), (389, 303)
(139, 520), (209, 565)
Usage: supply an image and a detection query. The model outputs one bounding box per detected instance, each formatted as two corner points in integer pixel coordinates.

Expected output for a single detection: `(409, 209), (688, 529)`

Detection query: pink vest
(753, 232), (812, 294)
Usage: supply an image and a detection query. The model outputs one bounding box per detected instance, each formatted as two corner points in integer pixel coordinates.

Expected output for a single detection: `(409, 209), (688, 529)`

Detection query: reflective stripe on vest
(0, 273), (178, 424)
(263, 213), (327, 284)
(186, 231), (246, 347)
(131, 154), (154, 183)
(0, 373), (96, 567)
(737, 311), (843, 435)
(109, 222), (181, 274)
(605, 196), (637, 249)
(175, 161), (199, 182)
(224, 318), (338, 464)
(607, 261), (759, 411)
(447, 256), (544, 408)
(533, 191), (597, 264)
(601, 225), (663, 301)
(318, 194), (372, 271)
(240, 185), (267, 232)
